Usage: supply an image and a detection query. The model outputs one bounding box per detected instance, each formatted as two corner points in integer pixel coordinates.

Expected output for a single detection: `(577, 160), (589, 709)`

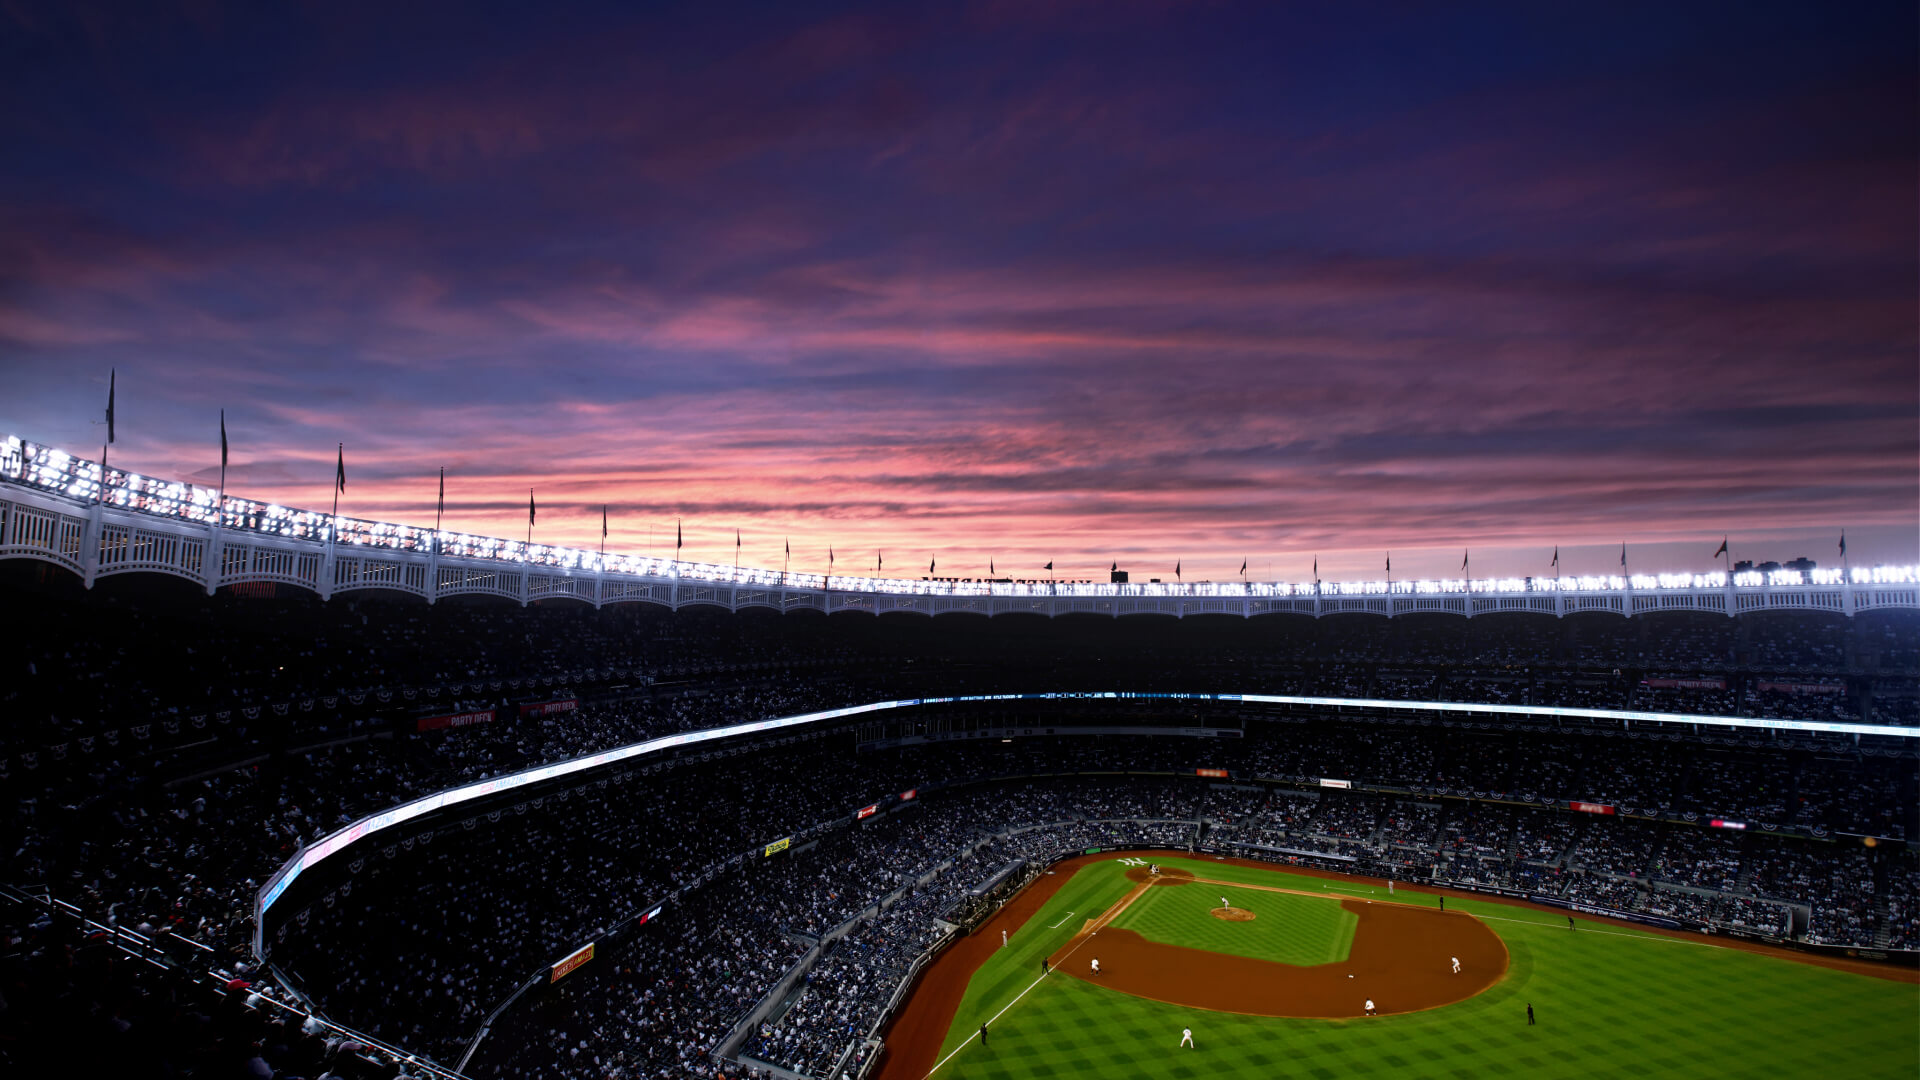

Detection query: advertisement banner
(900, 789), (917, 802)
(856, 804), (879, 820)
(764, 837), (791, 857)
(1196, 768), (1230, 779)
(1757, 682), (1845, 695)
(550, 942), (594, 983)
(1569, 801), (1616, 815)
(1641, 678), (1726, 690)
(519, 698), (580, 717)
(417, 709), (498, 732)
(1319, 778), (1352, 789)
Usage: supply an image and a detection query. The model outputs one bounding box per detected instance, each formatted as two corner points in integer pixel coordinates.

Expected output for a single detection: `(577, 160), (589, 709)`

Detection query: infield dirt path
(1052, 863), (1508, 1017)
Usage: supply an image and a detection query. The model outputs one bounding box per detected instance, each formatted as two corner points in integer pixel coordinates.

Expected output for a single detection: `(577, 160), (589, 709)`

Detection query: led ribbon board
(255, 691), (1917, 922)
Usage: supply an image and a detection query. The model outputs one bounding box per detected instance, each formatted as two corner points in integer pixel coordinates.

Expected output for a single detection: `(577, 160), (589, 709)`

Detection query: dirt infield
(1052, 876), (1507, 1018)
(1211, 907), (1256, 921)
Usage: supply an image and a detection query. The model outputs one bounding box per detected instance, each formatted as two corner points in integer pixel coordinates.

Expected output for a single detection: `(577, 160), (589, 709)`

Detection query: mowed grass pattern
(1107, 876), (1356, 967)
(931, 857), (1920, 1080)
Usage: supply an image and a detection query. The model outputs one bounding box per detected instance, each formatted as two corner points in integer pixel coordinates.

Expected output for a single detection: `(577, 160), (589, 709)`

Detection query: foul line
(927, 879), (1156, 1077)
(1045, 911), (1077, 929)
(1470, 912), (1739, 950)
(924, 923), (1104, 1078)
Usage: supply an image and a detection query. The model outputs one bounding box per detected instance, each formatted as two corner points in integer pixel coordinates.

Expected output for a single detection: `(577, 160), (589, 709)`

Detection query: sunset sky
(3, 1), (1914, 581)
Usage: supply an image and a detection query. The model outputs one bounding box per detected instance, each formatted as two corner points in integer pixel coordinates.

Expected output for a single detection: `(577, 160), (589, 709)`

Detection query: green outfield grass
(929, 855), (1920, 1080)
(1105, 873), (1356, 966)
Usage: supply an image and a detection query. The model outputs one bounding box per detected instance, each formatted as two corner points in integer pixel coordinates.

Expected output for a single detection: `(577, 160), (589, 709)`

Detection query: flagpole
(98, 368), (114, 505)
(330, 443), (342, 543)
(526, 488), (534, 548)
(217, 408), (228, 526)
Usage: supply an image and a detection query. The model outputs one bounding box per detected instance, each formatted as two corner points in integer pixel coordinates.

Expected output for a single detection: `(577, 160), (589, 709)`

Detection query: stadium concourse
(0, 566), (1916, 1079)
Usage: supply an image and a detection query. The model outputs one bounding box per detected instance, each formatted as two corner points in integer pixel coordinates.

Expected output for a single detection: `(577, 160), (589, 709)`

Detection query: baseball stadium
(1, 442), (1916, 1080)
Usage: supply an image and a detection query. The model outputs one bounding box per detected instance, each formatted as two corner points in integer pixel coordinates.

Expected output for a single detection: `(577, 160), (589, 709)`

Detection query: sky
(2, 0), (1915, 582)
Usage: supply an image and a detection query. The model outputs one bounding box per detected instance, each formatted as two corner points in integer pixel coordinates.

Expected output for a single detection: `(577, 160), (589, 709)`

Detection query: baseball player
(980, 1023), (988, 1047)
(1451, 956), (1461, 974)
(1091, 957), (1101, 976)
(1220, 895), (1230, 909)
(1002, 929), (1008, 947)
(1180, 1027), (1194, 1048)
(1364, 999), (1377, 1016)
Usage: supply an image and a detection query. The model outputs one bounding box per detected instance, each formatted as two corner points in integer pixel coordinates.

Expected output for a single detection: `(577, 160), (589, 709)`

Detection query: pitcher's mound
(1211, 907), (1256, 921)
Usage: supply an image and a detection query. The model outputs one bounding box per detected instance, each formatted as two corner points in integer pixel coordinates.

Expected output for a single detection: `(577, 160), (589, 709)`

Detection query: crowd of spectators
(1, 573), (1915, 1079)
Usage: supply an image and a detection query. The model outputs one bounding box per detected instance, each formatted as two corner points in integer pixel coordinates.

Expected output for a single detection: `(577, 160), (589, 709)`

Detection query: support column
(81, 500), (102, 588)
(205, 520), (222, 596)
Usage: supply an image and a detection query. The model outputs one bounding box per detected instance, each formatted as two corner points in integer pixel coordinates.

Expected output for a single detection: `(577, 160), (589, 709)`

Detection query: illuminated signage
(764, 837), (791, 857)
(550, 943), (594, 983)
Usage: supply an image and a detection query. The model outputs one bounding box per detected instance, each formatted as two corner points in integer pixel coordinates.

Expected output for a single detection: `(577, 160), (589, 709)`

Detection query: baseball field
(875, 851), (1920, 1080)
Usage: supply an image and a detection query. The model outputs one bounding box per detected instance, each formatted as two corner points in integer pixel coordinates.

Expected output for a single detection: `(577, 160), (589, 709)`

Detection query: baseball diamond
(878, 852), (1919, 1080)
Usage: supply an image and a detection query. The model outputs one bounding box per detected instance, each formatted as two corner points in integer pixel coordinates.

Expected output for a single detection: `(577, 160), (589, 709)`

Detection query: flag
(676, 519), (682, 551)
(1240, 559), (1246, 576)
(829, 547), (835, 569)
(1550, 546), (1558, 568)
(878, 551), (883, 571)
(1620, 542), (1627, 568)
(1044, 561), (1053, 571)
(105, 369), (116, 444)
(1386, 553), (1391, 574)
(736, 529), (741, 550)
(1461, 549), (1469, 573)
(1838, 531), (1846, 557)
(438, 468), (446, 519)
(990, 558), (995, 576)
(219, 409), (228, 468)
(335, 444), (345, 492)
(528, 491), (536, 525)
(929, 556), (936, 575)
(602, 505), (608, 539)
(785, 539), (790, 556)
(1713, 537), (1727, 559)
(1175, 559), (1181, 580)
(1313, 556), (1318, 580)
(1111, 561), (1117, 573)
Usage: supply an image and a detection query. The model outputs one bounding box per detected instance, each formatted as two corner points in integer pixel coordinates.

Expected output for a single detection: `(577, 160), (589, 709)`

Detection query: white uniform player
(1180, 1027), (1194, 1048)
(1365, 999), (1377, 1015)
(1091, 957), (1101, 976)
(1451, 956), (1461, 974)
(1220, 895), (1229, 909)
(1002, 930), (1008, 947)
